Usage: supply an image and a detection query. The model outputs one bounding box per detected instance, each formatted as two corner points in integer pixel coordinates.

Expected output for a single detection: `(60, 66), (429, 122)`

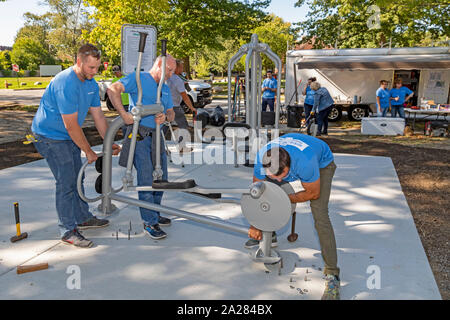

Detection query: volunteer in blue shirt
(376, 80), (390, 117)
(261, 70), (277, 112)
(389, 78), (414, 118)
(246, 133), (340, 300)
(107, 54), (176, 240)
(31, 44), (121, 248)
(302, 77), (316, 124)
(311, 81), (334, 136)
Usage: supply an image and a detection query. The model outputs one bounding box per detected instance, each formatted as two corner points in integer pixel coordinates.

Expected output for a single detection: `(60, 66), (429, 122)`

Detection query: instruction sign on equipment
(121, 24), (157, 75)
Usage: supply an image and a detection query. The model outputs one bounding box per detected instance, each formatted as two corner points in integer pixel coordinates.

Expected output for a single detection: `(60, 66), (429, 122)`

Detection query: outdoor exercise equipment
(223, 34), (283, 168)
(77, 29), (296, 270)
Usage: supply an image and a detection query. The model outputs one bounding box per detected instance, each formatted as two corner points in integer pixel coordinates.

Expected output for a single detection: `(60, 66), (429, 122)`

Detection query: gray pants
(172, 106), (190, 149)
(310, 161), (339, 276)
(266, 161), (339, 276)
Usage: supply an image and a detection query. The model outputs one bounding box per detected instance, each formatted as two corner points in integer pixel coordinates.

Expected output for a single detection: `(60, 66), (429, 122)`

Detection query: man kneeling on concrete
(247, 133), (340, 300)
(107, 55), (176, 240)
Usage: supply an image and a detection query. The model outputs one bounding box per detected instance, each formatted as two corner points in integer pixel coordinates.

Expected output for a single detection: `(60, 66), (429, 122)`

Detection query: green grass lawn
(1, 77), (53, 90)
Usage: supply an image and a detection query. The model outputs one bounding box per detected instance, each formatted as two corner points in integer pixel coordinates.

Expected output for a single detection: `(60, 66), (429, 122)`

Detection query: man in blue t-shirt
(261, 70), (277, 112)
(107, 54), (176, 240)
(31, 44), (121, 248)
(389, 79), (413, 118)
(376, 80), (390, 117)
(247, 133), (340, 300)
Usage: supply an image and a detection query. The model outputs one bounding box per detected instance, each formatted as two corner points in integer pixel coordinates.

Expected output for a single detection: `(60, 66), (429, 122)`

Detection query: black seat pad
(152, 179), (197, 189)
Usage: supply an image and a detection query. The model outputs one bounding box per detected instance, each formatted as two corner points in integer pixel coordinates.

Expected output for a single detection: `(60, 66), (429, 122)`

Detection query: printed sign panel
(121, 24), (157, 75)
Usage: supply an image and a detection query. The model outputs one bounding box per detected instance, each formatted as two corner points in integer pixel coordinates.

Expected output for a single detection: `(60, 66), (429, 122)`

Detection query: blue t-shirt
(376, 87), (390, 109)
(304, 86), (315, 105)
(253, 133), (334, 183)
(120, 72), (173, 128)
(32, 67), (100, 140)
(262, 77), (277, 99)
(390, 86), (413, 106)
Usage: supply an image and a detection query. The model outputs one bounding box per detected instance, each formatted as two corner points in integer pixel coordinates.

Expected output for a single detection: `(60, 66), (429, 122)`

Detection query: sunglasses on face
(82, 49), (101, 58)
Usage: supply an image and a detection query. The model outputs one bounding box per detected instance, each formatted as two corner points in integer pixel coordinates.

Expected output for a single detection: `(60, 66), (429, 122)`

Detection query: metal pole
(251, 48), (258, 130)
(110, 193), (250, 235)
(153, 39), (168, 181)
(227, 46), (247, 122)
(100, 116), (124, 214)
(260, 231), (273, 258)
(245, 48), (253, 127)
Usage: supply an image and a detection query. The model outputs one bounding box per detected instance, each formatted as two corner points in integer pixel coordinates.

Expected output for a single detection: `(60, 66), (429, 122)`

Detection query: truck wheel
(328, 106), (342, 122)
(181, 96), (195, 114)
(348, 106), (368, 121)
(105, 96), (115, 111)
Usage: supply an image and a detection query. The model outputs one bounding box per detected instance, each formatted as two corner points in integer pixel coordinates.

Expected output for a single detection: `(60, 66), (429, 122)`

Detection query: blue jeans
(33, 135), (93, 236)
(262, 98), (275, 112)
(304, 103), (313, 124)
(391, 105), (405, 118)
(133, 135), (168, 226)
(317, 106), (332, 134)
(381, 107), (389, 117)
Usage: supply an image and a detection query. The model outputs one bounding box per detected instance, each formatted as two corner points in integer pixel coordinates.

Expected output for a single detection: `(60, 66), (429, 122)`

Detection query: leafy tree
(294, 0), (450, 48)
(253, 13), (297, 68)
(84, 0), (270, 73)
(0, 50), (12, 70)
(15, 12), (54, 53)
(10, 37), (53, 70)
(42, 0), (96, 62)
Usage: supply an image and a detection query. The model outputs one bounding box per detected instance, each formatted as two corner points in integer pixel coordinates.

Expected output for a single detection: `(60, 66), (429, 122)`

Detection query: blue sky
(0, 0), (309, 47)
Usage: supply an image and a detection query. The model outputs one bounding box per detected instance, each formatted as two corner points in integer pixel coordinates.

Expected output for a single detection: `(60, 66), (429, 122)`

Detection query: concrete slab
(0, 142), (441, 299)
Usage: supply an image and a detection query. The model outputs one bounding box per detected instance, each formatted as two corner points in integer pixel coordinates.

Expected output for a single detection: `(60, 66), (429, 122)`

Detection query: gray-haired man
(166, 59), (196, 153)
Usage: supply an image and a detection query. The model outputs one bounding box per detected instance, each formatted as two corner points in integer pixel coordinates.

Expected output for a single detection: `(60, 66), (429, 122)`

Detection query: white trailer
(285, 47), (450, 121)
(39, 65), (62, 76)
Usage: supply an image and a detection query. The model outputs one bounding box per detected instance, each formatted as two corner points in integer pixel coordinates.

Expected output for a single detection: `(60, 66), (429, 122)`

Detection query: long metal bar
(245, 48), (253, 126)
(153, 40), (167, 181)
(227, 46), (247, 122)
(250, 49), (258, 129)
(110, 193), (249, 235)
(256, 54), (262, 131)
(131, 186), (249, 193)
(293, 62), (298, 104)
(100, 116), (124, 214)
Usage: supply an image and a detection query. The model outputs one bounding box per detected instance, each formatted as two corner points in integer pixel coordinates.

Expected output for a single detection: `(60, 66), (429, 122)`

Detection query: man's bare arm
(180, 92), (196, 113)
(289, 179), (321, 203)
(61, 113), (97, 163)
(107, 82), (133, 124)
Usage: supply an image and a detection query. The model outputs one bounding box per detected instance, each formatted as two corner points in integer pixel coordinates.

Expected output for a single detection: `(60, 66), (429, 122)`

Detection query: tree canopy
(84, 0), (270, 64)
(295, 0), (450, 48)
(10, 37), (54, 70)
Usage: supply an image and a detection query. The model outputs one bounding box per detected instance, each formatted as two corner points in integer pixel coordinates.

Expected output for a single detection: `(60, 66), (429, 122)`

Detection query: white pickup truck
(98, 78), (212, 112)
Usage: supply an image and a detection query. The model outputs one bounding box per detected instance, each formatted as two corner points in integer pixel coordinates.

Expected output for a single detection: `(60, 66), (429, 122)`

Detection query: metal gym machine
(77, 31), (296, 270)
(224, 34), (283, 168)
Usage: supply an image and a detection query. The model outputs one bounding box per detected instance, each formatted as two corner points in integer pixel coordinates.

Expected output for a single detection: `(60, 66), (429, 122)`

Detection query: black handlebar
(161, 39), (167, 56)
(138, 32), (148, 53)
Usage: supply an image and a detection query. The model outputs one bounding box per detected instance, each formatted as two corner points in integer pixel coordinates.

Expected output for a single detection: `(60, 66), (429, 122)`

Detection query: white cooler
(361, 117), (405, 135)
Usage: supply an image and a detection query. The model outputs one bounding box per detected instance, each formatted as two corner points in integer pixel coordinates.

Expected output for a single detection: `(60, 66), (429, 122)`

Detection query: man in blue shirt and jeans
(107, 54), (176, 240)
(389, 78), (414, 118)
(32, 44), (121, 248)
(261, 70), (277, 112)
(246, 133), (340, 300)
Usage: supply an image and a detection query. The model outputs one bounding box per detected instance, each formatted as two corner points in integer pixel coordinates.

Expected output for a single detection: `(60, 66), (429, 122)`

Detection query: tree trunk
(182, 56), (191, 79)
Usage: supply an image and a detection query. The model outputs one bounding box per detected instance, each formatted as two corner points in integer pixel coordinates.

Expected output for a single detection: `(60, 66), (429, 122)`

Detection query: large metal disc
(241, 181), (292, 231)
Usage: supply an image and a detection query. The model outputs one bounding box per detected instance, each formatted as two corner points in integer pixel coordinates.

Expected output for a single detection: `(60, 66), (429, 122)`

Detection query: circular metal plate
(241, 181), (292, 231)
